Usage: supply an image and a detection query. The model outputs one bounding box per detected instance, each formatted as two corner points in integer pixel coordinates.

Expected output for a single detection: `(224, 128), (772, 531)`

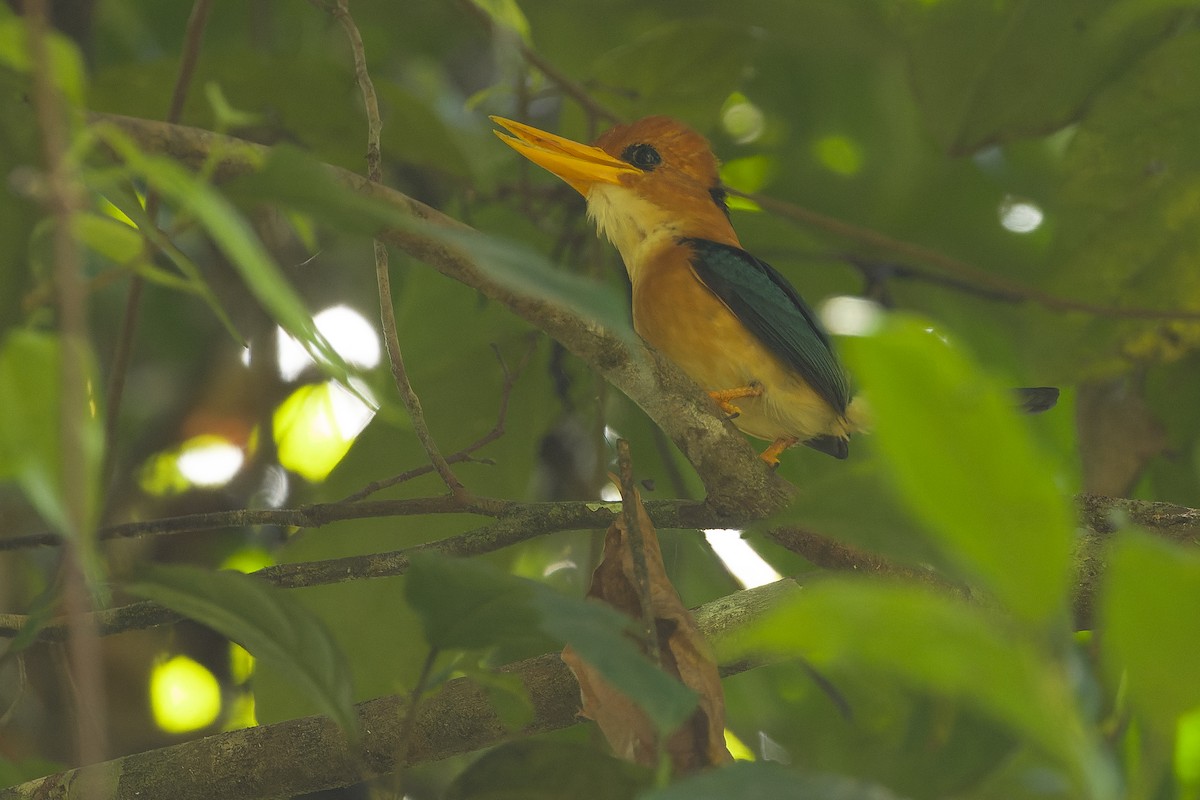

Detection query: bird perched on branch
(492, 115), (1056, 466)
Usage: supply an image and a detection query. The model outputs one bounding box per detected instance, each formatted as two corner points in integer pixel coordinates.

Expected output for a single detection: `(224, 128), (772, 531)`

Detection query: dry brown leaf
(561, 483), (732, 772)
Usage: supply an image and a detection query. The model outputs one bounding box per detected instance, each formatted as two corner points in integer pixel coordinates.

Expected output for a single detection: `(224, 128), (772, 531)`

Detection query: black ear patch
(621, 143), (662, 170)
(709, 186), (731, 218)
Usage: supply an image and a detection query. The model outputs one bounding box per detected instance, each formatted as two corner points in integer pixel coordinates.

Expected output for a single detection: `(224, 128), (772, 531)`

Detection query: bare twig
(327, 0), (467, 501)
(391, 647), (439, 795)
(23, 0), (108, 770)
(341, 335), (538, 503)
(739, 189), (1200, 322)
(1, 499), (716, 641)
(518, 43), (623, 126)
(101, 0), (214, 499)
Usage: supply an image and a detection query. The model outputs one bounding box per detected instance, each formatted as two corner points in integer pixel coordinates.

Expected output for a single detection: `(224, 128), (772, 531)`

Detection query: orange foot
(708, 381), (764, 418)
(759, 436), (799, 468)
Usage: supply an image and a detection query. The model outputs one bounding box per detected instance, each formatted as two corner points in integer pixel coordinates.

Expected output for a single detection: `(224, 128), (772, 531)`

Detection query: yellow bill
(490, 115), (641, 195)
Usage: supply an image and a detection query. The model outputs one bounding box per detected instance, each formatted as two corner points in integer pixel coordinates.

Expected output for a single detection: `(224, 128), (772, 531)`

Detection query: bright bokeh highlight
(276, 304), (381, 381)
(704, 529), (782, 589)
(139, 434), (244, 496)
(274, 380), (376, 482)
(998, 195), (1045, 233)
(149, 655), (221, 734)
(721, 93), (766, 144)
(821, 296), (882, 337)
(177, 436), (244, 487)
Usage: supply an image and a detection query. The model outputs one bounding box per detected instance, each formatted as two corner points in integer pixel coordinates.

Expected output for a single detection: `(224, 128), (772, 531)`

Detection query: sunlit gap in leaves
(149, 654), (221, 734)
(266, 304), (382, 483)
(273, 304), (381, 381)
(998, 194), (1045, 233)
(704, 529), (782, 589)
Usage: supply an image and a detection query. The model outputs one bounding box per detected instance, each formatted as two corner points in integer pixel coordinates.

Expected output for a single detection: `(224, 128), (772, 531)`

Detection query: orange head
(491, 116), (739, 272)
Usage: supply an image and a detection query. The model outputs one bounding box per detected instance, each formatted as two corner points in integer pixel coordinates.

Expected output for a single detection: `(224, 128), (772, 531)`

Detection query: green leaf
(842, 315), (1074, 623)
(126, 564), (358, 735)
(732, 580), (1114, 799)
(1038, 31), (1200, 373)
(0, 11), (87, 105)
(405, 554), (697, 734)
(229, 146), (637, 343)
(430, 226), (637, 344)
(892, 0), (1176, 154)
(0, 330), (103, 540)
(1101, 533), (1200, 736)
(530, 584), (698, 734)
(405, 553), (542, 651)
(447, 741), (651, 800)
(638, 761), (902, 800)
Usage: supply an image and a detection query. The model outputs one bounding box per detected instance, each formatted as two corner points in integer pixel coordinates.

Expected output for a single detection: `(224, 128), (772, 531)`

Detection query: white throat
(585, 184), (679, 285)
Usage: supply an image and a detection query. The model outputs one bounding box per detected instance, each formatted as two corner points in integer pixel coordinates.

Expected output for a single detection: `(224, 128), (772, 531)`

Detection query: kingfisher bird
(491, 115), (1055, 466)
(492, 114), (858, 465)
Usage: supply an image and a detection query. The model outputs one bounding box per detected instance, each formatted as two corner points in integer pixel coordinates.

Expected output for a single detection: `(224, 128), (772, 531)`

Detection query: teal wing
(681, 238), (851, 415)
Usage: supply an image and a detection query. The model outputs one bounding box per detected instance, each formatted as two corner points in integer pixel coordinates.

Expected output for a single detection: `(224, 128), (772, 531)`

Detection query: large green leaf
(126, 564), (357, 735)
(842, 315), (1074, 623)
(1100, 533), (1200, 736)
(405, 554), (697, 734)
(405, 552), (542, 651)
(891, 0), (1177, 154)
(1038, 31), (1200, 375)
(230, 145), (636, 342)
(732, 580), (1114, 799)
(88, 128), (358, 389)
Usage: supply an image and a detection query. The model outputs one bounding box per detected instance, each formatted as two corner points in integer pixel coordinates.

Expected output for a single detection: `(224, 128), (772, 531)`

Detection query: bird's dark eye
(621, 143), (661, 170)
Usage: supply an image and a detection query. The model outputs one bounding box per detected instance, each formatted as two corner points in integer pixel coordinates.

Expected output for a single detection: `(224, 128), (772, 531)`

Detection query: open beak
(490, 116), (641, 196)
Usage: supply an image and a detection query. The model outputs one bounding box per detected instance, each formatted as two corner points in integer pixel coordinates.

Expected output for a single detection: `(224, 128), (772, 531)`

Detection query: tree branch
(1, 580), (799, 800)
(89, 111), (794, 518)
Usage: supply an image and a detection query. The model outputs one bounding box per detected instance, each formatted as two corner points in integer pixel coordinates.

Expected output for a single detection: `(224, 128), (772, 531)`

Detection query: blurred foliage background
(2, 0), (1200, 798)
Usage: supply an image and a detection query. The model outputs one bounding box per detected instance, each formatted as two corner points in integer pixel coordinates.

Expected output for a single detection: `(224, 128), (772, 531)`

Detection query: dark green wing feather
(681, 237), (851, 415)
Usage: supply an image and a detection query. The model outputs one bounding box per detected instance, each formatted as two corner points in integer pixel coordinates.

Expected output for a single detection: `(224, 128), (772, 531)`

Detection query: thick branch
(90, 111), (793, 518)
(1, 580), (800, 800)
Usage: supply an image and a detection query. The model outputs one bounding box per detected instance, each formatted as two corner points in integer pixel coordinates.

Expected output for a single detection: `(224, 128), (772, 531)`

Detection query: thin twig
(327, 0), (467, 501)
(518, 43), (623, 126)
(391, 647), (439, 795)
(340, 335), (538, 503)
(23, 0), (108, 771)
(100, 0), (215, 500)
(740, 189), (1200, 322)
(2, 499), (717, 641)
(0, 495), (511, 552)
